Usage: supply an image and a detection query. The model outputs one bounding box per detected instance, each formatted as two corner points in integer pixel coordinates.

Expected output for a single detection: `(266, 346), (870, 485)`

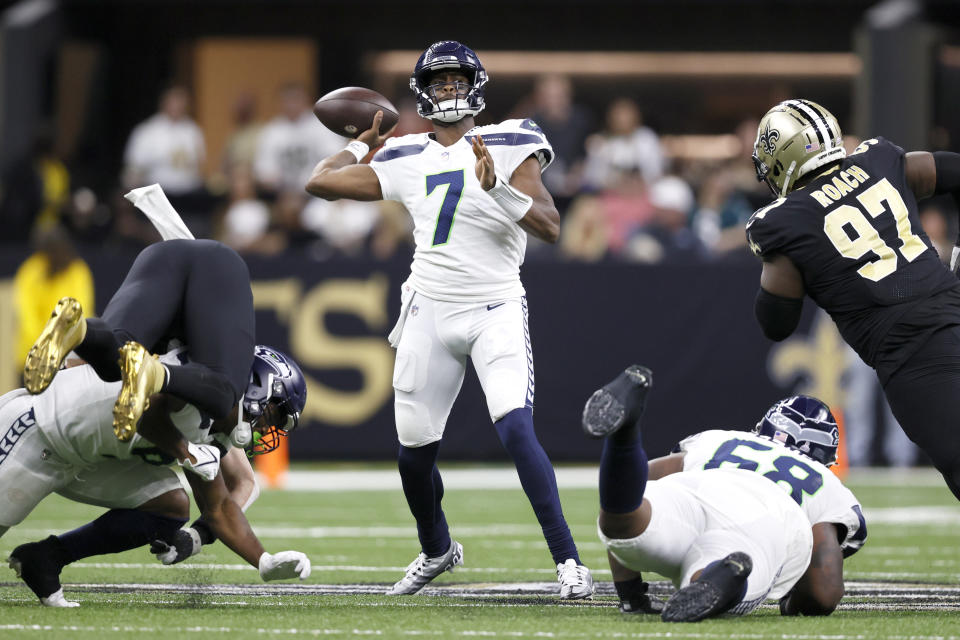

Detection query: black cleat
(661, 552), (752, 623)
(8, 537), (69, 605)
(582, 365), (653, 439)
(620, 593), (665, 615)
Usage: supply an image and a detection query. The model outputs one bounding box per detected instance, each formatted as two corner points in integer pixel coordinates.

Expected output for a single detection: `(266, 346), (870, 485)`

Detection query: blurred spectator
(583, 98), (664, 190)
(559, 195), (610, 262)
(271, 191), (321, 252)
(392, 98), (433, 137)
(302, 198), (381, 256)
(370, 201), (415, 260)
(254, 83), (346, 196)
(220, 167), (271, 252)
(527, 75), (594, 200)
(65, 187), (113, 245)
(0, 127), (70, 245)
(13, 226), (94, 374)
(222, 91), (262, 176)
(919, 201), (951, 262)
(624, 175), (705, 263)
(122, 86), (205, 196)
(691, 118), (769, 256)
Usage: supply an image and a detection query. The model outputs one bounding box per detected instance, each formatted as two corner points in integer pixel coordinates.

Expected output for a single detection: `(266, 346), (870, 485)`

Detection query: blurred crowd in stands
(4, 75), (956, 468)
(2, 76), (956, 268)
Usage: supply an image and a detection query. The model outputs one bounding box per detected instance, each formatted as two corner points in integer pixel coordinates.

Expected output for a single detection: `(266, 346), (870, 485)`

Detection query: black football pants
(883, 325), (960, 501)
(76, 239), (255, 419)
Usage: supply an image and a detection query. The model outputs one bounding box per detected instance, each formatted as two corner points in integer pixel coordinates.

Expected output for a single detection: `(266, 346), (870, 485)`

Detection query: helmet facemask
(240, 346), (306, 457)
(753, 99), (846, 198)
(410, 41), (487, 123)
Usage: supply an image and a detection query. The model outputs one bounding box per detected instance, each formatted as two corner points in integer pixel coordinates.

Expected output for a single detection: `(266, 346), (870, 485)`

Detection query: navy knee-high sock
(398, 442), (451, 557)
(52, 509), (187, 566)
(598, 418), (649, 514)
(74, 318), (124, 381)
(495, 408), (579, 565)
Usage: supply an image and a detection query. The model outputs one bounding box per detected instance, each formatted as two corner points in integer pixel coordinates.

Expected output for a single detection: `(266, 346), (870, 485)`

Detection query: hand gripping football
(313, 87), (399, 138)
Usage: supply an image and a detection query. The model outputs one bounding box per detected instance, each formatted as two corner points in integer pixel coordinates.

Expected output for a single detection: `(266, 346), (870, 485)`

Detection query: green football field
(1, 465), (958, 639)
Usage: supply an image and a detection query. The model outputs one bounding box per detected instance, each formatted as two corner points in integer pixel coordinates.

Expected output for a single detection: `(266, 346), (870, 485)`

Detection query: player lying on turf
(306, 41), (592, 598)
(0, 345), (310, 607)
(747, 99), (960, 502)
(579, 366), (839, 622)
(584, 368), (866, 618)
(24, 237), (255, 443)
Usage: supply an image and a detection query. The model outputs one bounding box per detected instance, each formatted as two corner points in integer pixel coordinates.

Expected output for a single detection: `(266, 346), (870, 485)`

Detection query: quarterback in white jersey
(306, 40), (592, 599)
(1, 346), (310, 607)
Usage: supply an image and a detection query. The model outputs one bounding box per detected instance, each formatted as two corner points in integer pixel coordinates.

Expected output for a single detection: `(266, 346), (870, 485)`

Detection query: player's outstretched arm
(221, 446), (260, 511)
(907, 150), (960, 270)
(779, 522), (844, 616)
(472, 135), (560, 243)
(904, 150), (960, 201)
(305, 110), (394, 202)
(186, 469), (264, 566)
(647, 453), (685, 480)
(186, 470), (311, 580)
(511, 157), (561, 243)
(756, 254), (806, 341)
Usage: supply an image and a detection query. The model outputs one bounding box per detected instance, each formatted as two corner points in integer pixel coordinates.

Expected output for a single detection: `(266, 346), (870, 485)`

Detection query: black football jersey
(746, 137), (960, 383)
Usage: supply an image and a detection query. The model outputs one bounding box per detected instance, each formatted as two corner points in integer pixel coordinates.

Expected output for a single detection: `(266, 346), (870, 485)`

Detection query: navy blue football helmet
(242, 345), (307, 455)
(754, 395), (840, 466)
(409, 40), (487, 123)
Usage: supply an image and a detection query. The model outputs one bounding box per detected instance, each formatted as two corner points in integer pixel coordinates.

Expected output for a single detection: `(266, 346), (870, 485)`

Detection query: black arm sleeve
(934, 152), (960, 246)
(755, 288), (803, 341)
(933, 152), (960, 195)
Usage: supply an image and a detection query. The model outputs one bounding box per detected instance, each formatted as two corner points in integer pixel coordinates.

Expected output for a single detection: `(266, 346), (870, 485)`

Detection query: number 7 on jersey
(427, 170), (465, 246)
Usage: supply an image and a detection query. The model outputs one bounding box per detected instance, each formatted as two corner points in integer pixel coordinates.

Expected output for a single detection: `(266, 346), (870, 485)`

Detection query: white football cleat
(557, 559), (594, 599)
(41, 588), (79, 608)
(386, 540), (463, 595)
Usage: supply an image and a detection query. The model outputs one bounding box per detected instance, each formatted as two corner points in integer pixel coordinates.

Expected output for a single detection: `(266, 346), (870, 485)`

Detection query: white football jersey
(678, 429), (866, 557)
(370, 119), (554, 302)
(32, 348), (213, 466)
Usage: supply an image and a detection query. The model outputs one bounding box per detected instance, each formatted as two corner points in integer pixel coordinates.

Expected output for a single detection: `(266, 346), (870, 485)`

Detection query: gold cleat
(113, 341), (166, 442)
(23, 297), (87, 394)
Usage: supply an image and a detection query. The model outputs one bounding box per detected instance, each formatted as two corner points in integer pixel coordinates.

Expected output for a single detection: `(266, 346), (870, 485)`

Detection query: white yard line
(64, 563), (595, 575)
(262, 466), (950, 491)
(0, 625), (957, 640)
(267, 467), (601, 491)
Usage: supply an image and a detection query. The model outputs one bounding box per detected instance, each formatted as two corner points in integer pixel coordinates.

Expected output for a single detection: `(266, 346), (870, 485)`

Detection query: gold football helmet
(752, 99), (846, 197)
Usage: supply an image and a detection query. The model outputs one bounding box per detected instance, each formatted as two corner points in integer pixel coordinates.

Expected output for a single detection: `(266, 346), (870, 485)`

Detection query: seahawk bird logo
(758, 122), (780, 156)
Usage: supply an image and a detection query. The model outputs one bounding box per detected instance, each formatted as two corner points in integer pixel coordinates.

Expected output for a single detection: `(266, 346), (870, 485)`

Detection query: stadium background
(2, 0), (960, 464)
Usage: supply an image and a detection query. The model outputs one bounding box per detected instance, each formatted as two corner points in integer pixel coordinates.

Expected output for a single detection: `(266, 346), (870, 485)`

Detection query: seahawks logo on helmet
(757, 122), (780, 156)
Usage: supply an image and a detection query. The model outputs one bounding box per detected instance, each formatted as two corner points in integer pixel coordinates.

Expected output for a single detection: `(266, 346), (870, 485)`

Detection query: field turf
(0, 466), (957, 639)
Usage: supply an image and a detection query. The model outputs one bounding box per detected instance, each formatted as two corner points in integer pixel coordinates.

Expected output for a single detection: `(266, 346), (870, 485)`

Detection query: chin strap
(779, 161), (798, 197)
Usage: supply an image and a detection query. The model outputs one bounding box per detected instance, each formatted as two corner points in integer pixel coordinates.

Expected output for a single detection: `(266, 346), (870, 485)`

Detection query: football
(313, 87), (399, 138)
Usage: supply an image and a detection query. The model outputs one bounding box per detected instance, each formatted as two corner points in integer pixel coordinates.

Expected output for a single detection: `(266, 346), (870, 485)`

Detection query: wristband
(343, 140), (370, 163)
(488, 177), (534, 222)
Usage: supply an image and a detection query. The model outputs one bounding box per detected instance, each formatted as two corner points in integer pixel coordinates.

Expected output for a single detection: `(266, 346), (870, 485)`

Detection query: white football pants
(391, 291), (534, 447)
(598, 470), (813, 615)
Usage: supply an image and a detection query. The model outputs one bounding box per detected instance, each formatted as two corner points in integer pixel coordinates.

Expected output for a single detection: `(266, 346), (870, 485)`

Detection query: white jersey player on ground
(306, 40), (592, 598)
(582, 367), (863, 621)
(0, 346), (311, 607)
